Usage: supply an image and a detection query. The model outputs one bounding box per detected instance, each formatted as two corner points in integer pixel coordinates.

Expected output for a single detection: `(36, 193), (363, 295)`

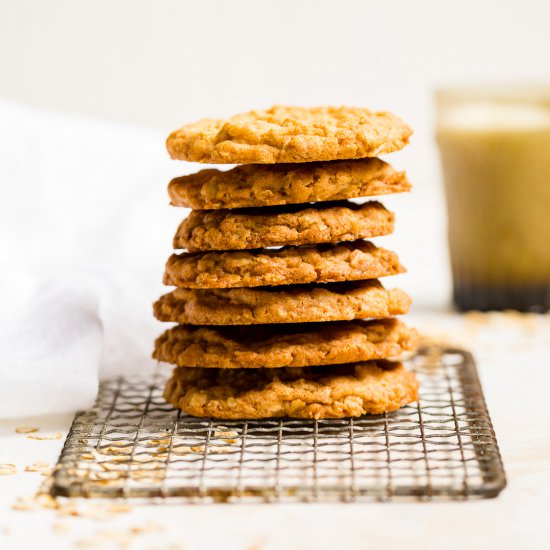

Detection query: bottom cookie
(164, 361), (419, 419)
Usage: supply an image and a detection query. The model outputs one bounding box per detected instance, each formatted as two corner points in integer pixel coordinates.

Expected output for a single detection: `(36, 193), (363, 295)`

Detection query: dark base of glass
(453, 283), (550, 312)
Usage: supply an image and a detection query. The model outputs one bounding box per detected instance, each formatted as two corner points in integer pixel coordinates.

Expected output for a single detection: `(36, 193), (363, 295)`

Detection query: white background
(2, 0), (550, 307)
(3, 0), (550, 129)
(2, 0), (550, 304)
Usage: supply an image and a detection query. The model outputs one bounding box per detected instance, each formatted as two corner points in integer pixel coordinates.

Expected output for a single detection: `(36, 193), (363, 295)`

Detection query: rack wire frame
(51, 346), (506, 502)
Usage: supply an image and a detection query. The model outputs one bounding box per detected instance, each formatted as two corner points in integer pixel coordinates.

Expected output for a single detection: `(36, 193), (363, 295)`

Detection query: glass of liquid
(436, 86), (550, 312)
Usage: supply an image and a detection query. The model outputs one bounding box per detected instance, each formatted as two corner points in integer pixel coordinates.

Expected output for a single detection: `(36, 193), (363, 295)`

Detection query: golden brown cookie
(173, 201), (394, 252)
(164, 241), (405, 289)
(153, 280), (411, 325)
(163, 361), (419, 419)
(166, 105), (412, 164)
(168, 158), (410, 209)
(153, 319), (418, 369)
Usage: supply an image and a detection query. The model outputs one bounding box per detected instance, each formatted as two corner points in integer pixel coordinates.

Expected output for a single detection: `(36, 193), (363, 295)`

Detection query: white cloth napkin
(0, 271), (102, 416)
(0, 99), (191, 418)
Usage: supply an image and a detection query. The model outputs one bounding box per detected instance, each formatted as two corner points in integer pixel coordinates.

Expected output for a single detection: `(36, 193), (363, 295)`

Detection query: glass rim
(435, 83), (550, 104)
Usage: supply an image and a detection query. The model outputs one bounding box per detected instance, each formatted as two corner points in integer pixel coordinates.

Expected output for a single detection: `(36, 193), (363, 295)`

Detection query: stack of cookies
(153, 106), (419, 419)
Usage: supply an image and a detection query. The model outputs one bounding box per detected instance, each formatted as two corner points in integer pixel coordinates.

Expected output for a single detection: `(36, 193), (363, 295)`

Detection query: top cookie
(166, 105), (412, 164)
(168, 158), (411, 210)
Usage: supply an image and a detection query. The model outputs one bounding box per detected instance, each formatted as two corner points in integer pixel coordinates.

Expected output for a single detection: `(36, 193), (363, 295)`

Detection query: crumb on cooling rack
(214, 429), (239, 443)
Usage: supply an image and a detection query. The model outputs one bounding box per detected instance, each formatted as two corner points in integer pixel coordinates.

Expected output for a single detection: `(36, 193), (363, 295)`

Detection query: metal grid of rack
(51, 346), (506, 502)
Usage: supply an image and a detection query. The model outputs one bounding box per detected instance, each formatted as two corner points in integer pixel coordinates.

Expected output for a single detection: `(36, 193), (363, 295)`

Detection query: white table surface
(1, 309), (549, 550)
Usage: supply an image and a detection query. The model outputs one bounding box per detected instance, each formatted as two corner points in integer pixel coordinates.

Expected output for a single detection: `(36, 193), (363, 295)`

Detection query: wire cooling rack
(50, 346), (506, 502)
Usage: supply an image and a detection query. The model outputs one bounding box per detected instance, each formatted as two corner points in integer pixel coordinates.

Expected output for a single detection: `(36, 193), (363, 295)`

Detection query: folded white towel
(0, 99), (188, 418)
(0, 272), (101, 417)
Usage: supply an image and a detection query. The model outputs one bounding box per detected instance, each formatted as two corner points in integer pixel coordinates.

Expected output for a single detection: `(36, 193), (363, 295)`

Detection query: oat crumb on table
(27, 432), (62, 441)
(0, 464), (17, 475)
(15, 426), (39, 434)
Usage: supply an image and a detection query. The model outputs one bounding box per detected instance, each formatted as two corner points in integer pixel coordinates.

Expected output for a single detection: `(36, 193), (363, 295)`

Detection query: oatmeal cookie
(153, 280), (411, 325)
(163, 361), (419, 419)
(174, 201), (394, 252)
(164, 241), (404, 288)
(153, 319), (418, 369)
(166, 105), (412, 164)
(168, 158), (410, 209)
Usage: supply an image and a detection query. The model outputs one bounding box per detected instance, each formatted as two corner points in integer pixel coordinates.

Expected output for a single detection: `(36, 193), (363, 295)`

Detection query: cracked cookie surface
(153, 319), (418, 369)
(164, 361), (419, 419)
(168, 158), (410, 209)
(164, 241), (405, 289)
(153, 280), (411, 325)
(166, 105), (412, 164)
(173, 201), (394, 252)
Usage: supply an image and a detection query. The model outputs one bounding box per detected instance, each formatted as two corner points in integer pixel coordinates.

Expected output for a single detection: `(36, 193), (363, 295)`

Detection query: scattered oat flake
(11, 499), (35, 511)
(15, 426), (39, 434)
(27, 432), (62, 441)
(103, 446), (132, 455)
(51, 521), (71, 534)
(24, 461), (50, 473)
(107, 503), (132, 514)
(108, 455), (131, 463)
(215, 429), (238, 437)
(214, 430), (239, 443)
(56, 503), (80, 517)
(172, 444), (205, 454)
(90, 478), (124, 487)
(209, 446), (237, 454)
(129, 521), (163, 534)
(172, 446), (194, 455)
(76, 505), (111, 521)
(147, 438), (171, 446)
(74, 538), (98, 549)
(0, 464), (17, 475)
(89, 470), (122, 481)
(99, 461), (126, 472)
(130, 471), (163, 482)
(96, 529), (133, 547)
(11, 494), (60, 512)
(135, 450), (169, 460)
(37, 494), (60, 509)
